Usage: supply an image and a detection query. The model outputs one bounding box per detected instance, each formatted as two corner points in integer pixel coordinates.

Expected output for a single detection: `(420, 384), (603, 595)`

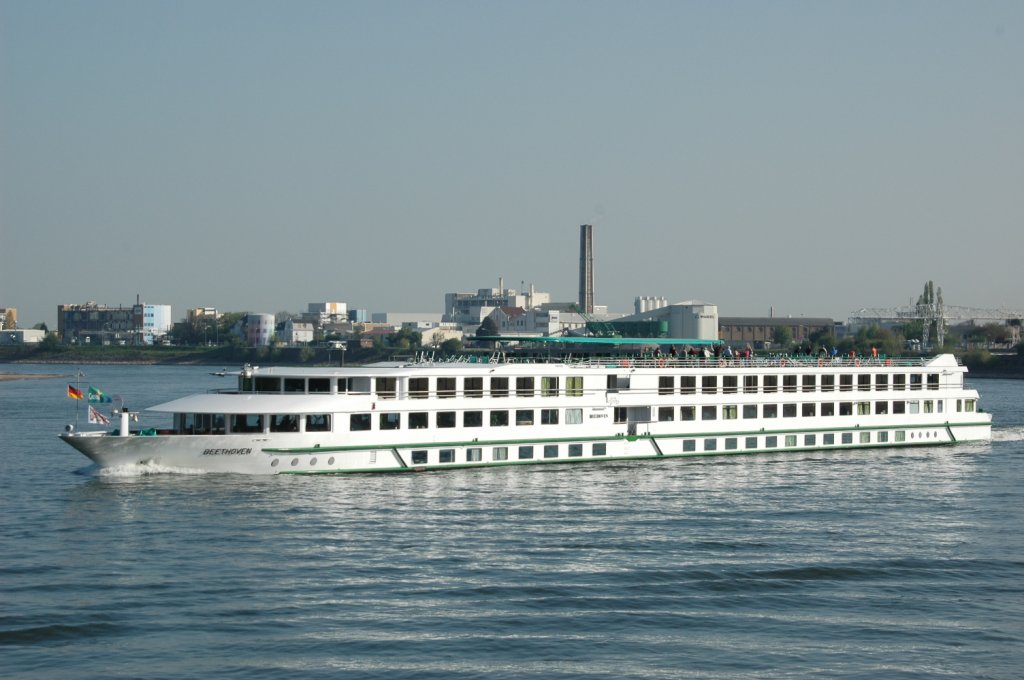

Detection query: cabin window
(783, 404), (797, 418)
(892, 401), (906, 414)
(858, 375), (871, 391)
(566, 376), (583, 397)
(464, 411), (483, 427)
(437, 377), (456, 398)
(608, 375), (630, 392)
(467, 447), (482, 462)
(409, 377), (429, 399)
(614, 408), (627, 423)
(541, 409), (559, 425)
(804, 434), (816, 446)
(857, 402), (871, 415)
(893, 374), (907, 391)
(702, 406), (717, 421)
(895, 431), (906, 442)
(924, 400), (934, 414)
(839, 402), (853, 416)
(518, 446), (534, 460)
(658, 407), (674, 422)
(409, 412), (428, 429)
(860, 432), (871, 444)
(411, 450), (427, 465)
(680, 376), (696, 394)
(255, 377), (280, 393)
(878, 431), (889, 443)
(683, 440), (696, 452)
(492, 447), (508, 461)
(802, 375), (815, 392)
(723, 376), (738, 394)
(743, 375), (758, 393)
(541, 377), (559, 397)
(802, 403), (815, 417)
(439, 449), (455, 463)
(783, 375), (797, 393)
(725, 438), (738, 450)
(704, 439), (717, 451)
(745, 437), (758, 449)
(566, 409), (583, 424)
(240, 375), (253, 392)
(680, 406), (696, 421)
(956, 399), (962, 412)
(337, 378), (350, 393)
(821, 402), (835, 417)
(875, 374), (888, 392)
(908, 401), (920, 414)
(544, 445), (558, 458)
(839, 375), (853, 392)
(702, 376), (718, 394)
(284, 378), (305, 393)
(766, 436), (778, 448)
(465, 377), (483, 398)
(375, 377), (397, 399)
(516, 409), (534, 426)
(490, 377), (509, 398)
(436, 411), (456, 428)
(516, 377), (534, 397)
(232, 414), (263, 433)
(938, 400), (944, 413)
(785, 435), (797, 447)
(659, 376), (674, 395)
(910, 374), (923, 391)
(763, 375), (778, 393)
(568, 444), (583, 457)
(820, 375), (835, 392)
(823, 433), (835, 445)
(308, 378), (330, 394)
(763, 404), (778, 418)
(490, 410), (509, 426)
(270, 415), (299, 432)
(306, 414), (331, 432)
(927, 374), (940, 390)
(875, 401), (888, 415)
(723, 405), (738, 420)
(592, 443), (607, 456)
(842, 433), (853, 444)
(743, 405), (757, 419)
(350, 414), (372, 431)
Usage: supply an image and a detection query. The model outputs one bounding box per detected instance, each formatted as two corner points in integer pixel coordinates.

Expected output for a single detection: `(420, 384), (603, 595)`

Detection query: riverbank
(0, 372), (65, 381)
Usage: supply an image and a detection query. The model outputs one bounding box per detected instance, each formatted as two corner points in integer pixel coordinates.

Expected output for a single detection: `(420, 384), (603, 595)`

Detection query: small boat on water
(59, 341), (992, 475)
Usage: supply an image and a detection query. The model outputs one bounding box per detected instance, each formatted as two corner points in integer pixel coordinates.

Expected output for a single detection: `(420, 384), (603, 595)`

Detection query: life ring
(718, 359), (726, 367)
(619, 359), (630, 368)
(657, 359), (667, 368)
(885, 358), (892, 366)
(779, 358), (787, 367)
(855, 359), (861, 367)
(818, 359), (824, 367)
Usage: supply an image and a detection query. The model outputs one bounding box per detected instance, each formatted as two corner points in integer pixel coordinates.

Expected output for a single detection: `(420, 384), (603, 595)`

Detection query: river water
(1, 364), (1022, 678)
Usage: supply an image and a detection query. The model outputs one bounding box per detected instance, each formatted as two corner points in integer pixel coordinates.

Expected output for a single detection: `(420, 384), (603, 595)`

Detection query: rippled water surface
(1, 365), (1022, 678)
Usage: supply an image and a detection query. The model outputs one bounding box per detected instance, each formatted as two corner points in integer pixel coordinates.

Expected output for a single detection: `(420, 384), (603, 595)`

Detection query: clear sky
(2, 1), (1022, 328)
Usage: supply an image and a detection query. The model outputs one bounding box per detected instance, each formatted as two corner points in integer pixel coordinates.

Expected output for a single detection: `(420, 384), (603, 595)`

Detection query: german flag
(67, 385), (85, 400)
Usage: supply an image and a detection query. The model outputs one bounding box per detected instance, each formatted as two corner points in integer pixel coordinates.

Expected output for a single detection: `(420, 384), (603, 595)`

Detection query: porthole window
(271, 459), (279, 467)
(291, 458), (299, 466)
(310, 457), (318, 465)
(328, 457), (335, 465)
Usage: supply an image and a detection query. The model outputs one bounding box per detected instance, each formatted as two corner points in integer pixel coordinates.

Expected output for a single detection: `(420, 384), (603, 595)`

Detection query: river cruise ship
(59, 344), (992, 475)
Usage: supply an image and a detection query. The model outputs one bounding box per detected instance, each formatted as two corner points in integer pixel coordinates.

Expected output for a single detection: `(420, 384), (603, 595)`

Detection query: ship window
(437, 377), (456, 398)
(702, 406), (717, 420)
(492, 446), (508, 461)
(956, 399), (962, 412)
(820, 375), (835, 392)
(892, 401), (906, 414)
(938, 400), (944, 413)
(702, 376), (717, 394)
(255, 377), (281, 393)
(743, 404), (757, 418)
(439, 449), (455, 463)
(896, 431), (906, 442)
(568, 444), (583, 457)
(683, 440), (696, 452)
(593, 443), (607, 456)
(680, 406), (696, 421)
(350, 413), (371, 431)
(763, 375), (778, 393)
(232, 414), (263, 433)
(878, 431), (889, 443)
(541, 409), (559, 425)
(270, 415), (299, 432)
(567, 376), (583, 397)
(785, 435), (797, 447)
(490, 410), (509, 427)
(544, 445), (558, 458)
(725, 438), (738, 450)
(763, 404), (777, 418)
(306, 414), (331, 432)
(857, 402), (871, 415)
(840, 375), (853, 392)
(436, 411), (456, 428)
(375, 377), (397, 399)
(783, 404), (797, 418)
(518, 446), (534, 460)
(659, 376), (674, 395)
(927, 374), (940, 390)
(240, 375), (253, 392)
(860, 432), (871, 444)
(842, 433), (853, 444)
(516, 377), (534, 397)
(614, 407), (627, 423)
(608, 375), (630, 392)
(802, 403), (816, 417)
(766, 436), (778, 448)
(467, 447), (482, 462)
(821, 402), (835, 417)
(824, 433), (835, 445)
(723, 405), (738, 420)
(680, 376), (696, 394)
(804, 434), (816, 446)
(910, 374), (923, 391)
(893, 374), (907, 391)
(409, 412), (428, 429)
(284, 378), (305, 393)
(858, 375), (871, 391)
(541, 377), (559, 397)
(802, 375), (815, 392)
(411, 450), (427, 465)
(409, 377), (429, 398)
(704, 439), (717, 451)
(658, 407), (674, 422)
(337, 378), (350, 393)
(745, 437), (758, 449)
(723, 376), (738, 394)
(516, 409), (534, 426)
(308, 378), (330, 393)
(839, 402), (853, 416)
(465, 377), (483, 398)
(783, 375), (797, 393)
(924, 400), (934, 413)
(490, 377), (509, 398)
(566, 408), (583, 424)
(744, 375), (758, 393)
(464, 411), (483, 427)
(875, 374), (888, 391)
(908, 401), (920, 414)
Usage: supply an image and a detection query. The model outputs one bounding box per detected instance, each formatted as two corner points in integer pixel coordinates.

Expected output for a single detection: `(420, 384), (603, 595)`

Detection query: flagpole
(75, 370), (84, 429)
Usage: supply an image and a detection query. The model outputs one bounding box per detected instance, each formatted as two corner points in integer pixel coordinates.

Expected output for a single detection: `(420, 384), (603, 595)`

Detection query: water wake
(96, 461), (208, 477)
(992, 426), (1024, 443)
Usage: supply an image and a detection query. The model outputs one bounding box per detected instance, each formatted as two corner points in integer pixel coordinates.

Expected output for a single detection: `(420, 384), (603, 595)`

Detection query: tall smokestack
(578, 224), (594, 314)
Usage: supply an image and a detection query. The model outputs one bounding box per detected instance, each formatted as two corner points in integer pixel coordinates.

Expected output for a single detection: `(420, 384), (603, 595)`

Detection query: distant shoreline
(0, 372), (65, 382)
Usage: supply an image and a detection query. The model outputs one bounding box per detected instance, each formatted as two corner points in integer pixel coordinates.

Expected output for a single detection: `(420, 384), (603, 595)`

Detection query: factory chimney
(578, 224), (594, 314)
